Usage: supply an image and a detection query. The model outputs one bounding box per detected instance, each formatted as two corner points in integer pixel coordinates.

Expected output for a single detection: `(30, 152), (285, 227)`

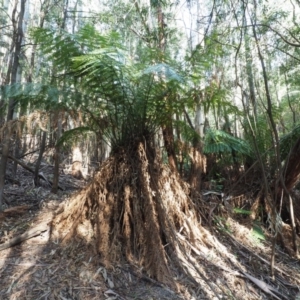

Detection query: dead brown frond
(50, 140), (222, 294)
(0, 119), (22, 141)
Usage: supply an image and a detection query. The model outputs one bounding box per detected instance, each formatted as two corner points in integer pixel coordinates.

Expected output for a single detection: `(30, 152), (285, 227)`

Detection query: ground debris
(1, 156), (300, 299)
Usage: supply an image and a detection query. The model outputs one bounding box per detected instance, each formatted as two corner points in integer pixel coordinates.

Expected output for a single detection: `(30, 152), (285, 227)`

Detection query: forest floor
(1, 159), (300, 299)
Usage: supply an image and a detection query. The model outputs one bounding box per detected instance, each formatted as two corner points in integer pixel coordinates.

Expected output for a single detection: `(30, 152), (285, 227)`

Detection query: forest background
(1, 0), (300, 299)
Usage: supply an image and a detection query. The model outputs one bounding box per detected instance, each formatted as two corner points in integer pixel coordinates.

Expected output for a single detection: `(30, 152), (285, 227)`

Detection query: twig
(0, 223), (49, 251)
(186, 233), (289, 299)
(223, 230), (293, 279)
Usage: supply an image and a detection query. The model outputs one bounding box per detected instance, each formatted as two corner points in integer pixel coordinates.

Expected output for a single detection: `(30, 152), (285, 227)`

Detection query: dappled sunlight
(1, 0), (300, 299)
(226, 217), (266, 250)
(1, 149), (300, 299)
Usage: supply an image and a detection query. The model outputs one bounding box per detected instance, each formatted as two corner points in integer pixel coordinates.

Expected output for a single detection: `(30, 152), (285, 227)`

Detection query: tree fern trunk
(162, 124), (178, 173)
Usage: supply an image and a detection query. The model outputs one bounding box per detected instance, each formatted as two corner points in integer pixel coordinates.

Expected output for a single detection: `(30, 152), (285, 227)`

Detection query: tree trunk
(34, 131), (47, 186)
(281, 137), (300, 192)
(71, 146), (84, 180)
(0, 0), (26, 210)
(51, 0), (68, 193)
(244, 25), (257, 117)
(162, 124), (178, 173)
(189, 146), (206, 191)
(51, 113), (62, 194)
(156, 3), (178, 174)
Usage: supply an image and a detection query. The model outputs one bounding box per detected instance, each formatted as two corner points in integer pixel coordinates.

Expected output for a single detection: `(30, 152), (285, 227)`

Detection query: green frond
(173, 119), (200, 144)
(143, 63), (183, 82)
(204, 129), (251, 156)
(31, 24), (123, 72)
(0, 82), (83, 113)
(242, 115), (273, 159)
(280, 124), (300, 160)
(57, 126), (94, 148)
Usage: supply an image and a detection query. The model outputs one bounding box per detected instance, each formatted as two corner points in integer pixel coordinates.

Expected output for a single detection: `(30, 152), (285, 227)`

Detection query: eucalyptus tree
(0, 0), (26, 210)
(208, 0), (300, 261)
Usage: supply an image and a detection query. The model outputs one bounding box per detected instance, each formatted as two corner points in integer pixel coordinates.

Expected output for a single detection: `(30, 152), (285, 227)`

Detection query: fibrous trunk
(51, 140), (210, 287)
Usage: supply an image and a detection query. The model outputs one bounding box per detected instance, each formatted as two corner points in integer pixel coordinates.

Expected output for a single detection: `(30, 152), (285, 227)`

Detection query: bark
(244, 25), (257, 117)
(288, 195), (298, 255)
(51, 0), (68, 193)
(12, 135), (21, 176)
(0, 223), (49, 251)
(189, 146), (206, 191)
(284, 70), (296, 126)
(51, 113), (62, 194)
(34, 131), (47, 186)
(0, 0), (26, 210)
(71, 146), (84, 180)
(162, 124), (178, 173)
(0, 131), (11, 211)
(7, 0), (25, 121)
(156, 3), (178, 174)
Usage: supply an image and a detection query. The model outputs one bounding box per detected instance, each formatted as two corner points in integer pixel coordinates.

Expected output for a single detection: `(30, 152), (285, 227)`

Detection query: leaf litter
(0, 153), (300, 300)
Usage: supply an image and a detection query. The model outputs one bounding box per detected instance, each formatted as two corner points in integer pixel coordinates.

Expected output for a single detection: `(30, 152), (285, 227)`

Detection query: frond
(204, 129), (251, 156)
(143, 63), (183, 82)
(242, 115), (273, 158)
(57, 126), (94, 148)
(173, 119), (200, 144)
(280, 124), (300, 160)
(0, 82), (80, 111)
(31, 24), (123, 71)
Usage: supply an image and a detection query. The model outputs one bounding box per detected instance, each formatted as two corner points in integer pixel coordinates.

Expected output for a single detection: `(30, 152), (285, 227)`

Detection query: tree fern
(204, 129), (251, 156)
(56, 126), (93, 148)
(242, 114), (274, 163)
(2, 24), (184, 152)
(69, 32), (183, 148)
(280, 123), (300, 160)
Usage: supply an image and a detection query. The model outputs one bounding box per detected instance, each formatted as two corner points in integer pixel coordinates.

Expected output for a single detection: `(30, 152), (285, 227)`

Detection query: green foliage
(31, 25), (123, 73)
(57, 126), (93, 148)
(30, 24), (183, 149)
(143, 63), (183, 82)
(233, 208), (251, 215)
(214, 216), (232, 233)
(204, 129), (251, 156)
(251, 224), (265, 241)
(280, 124), (300, 160)
(0, 82), (79, 112)
(73, 49), (183, 147)
(242, 115), (274, 162)
(0, 22), (187, 151)
(174, 119), (200, 145)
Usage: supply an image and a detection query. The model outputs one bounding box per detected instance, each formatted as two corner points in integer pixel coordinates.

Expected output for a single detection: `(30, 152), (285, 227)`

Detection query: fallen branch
(185, 232), (289, 299)
(223, 230), (292, 279)
(17, 145), (49, 159)
(240, 271), (287, 300)
(0, 222), (49, 251)
(5, 153), (64, 190)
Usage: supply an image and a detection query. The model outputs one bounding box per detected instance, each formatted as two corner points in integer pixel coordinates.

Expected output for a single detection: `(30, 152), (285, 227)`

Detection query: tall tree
(0, 0), (26, 210)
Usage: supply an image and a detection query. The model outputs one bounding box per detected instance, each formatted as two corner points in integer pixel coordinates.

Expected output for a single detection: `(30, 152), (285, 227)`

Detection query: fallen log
(5, 153), (64, 191)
